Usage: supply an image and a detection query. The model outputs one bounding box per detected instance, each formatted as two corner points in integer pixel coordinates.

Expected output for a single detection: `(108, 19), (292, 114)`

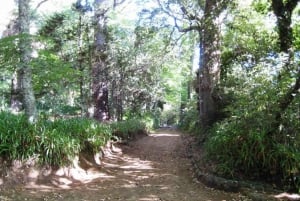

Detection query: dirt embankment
(0, 129), (249, 201)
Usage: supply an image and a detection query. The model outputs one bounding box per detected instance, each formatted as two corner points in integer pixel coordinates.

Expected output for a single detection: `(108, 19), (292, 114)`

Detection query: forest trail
(0, 129), (245, 201)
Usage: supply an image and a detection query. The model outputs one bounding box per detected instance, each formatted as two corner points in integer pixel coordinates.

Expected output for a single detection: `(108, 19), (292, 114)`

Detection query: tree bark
(271, 0), (299, 52)
(10, 72), (23, 112)
(18, 0), (37, 122)
(76, 11), (89, 117)
(198, 0), (222, 128)
(268, 0), (300, 136)
(92, 0), (110, 121)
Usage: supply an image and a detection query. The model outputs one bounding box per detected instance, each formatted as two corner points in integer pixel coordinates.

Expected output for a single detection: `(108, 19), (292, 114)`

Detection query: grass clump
(0, 112), (36, 160)
(111, 119), (147, 140)
(0, 112), (147, 167)
(36, 118), (112, 166)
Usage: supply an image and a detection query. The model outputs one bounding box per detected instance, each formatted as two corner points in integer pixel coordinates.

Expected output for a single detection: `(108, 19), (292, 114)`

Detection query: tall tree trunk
(77, 13), (88, 117)
(117, 74), (124, 121)
(198, 0), (222, 128)
(271, 0), (299, 53)
(18, 0), (37, 122)
(10, 72), (23, 112)
(269, 0), (300, 135)
(92, 0), (110, 121)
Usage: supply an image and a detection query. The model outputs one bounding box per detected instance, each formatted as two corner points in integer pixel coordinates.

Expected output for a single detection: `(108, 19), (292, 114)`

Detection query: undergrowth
(180, 60), (300, 192)
(204, 62), (300, 192)
(110, 119), (147, 140)
(0, 112), (147, 166)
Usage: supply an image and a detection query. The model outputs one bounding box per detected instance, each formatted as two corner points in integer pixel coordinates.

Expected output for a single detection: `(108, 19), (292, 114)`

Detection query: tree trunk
(269, 0), (300, 136)
(18, 0), (37, 122)
(198, 0), (222, 128)
(77, 13), (88, 117)
(271, 0), (299, 53)
(10, 71), (23, 112)
(92, 0), (110, 121)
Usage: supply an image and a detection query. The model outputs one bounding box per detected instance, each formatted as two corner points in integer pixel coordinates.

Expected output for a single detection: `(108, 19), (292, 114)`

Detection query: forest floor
(0, 128), (260, 201)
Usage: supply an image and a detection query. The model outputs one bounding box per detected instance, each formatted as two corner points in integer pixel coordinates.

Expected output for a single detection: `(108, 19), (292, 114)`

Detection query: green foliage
(37, 117), (112, 165)
(0, 112), (147, 166)
(206, 112), (300, 188)
(111, 119), (147, 140)
(221, 5), (277, 81)
(36, 120), (81, 166)
(38, 13), (66, 37)
(205, 59), (300, 190)
(0, 112), (36, 160)
(293, 23), (300, 50)
(252, 0), (271, 14)
(31, 50), (77, 92)
(179, 100), (201, 135)
(160, 109), (178, 126)
(0, 35), (19, 72)
(38, 12), (76, 51)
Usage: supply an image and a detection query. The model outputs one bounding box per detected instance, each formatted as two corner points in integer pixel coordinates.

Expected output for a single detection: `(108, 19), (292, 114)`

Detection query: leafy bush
(0, 112), (147, 166)
(179, 101), (201, 135)
(205, 60), (300, 190)
(36, 122), (81, 166)
(36, 117), (112, 166)
(206, 113), (300, 189)
(111, 119), (147, 140)
(0, 112), (37, 160)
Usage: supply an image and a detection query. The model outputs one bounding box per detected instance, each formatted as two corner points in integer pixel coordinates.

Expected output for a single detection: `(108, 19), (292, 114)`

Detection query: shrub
(206, 110), (300, 187)
(36, 123), (81, 166)
(205, 61), (300, 191)
(111, 119), (147, 140)
(36, 117), (112, 166)
(178, 101), (201, 135)
(0, 112), (147, 167)
(0, 112), (37, 160)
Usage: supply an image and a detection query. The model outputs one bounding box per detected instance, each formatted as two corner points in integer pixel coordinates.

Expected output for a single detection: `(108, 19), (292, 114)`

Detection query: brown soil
(0, 129), (248, 201)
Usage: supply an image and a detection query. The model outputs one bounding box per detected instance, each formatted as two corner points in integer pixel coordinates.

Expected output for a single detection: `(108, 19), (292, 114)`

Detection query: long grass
(0, 112), (146, 166)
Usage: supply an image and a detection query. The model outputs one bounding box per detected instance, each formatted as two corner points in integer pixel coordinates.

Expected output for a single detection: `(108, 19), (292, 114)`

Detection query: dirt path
(0, 129), (246, 201)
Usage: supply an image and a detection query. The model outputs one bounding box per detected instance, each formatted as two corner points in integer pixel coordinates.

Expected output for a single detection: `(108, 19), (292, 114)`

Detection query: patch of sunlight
(275, 193), (300, 200)
(57, 177), (72, 185)
(122, 180), (138, 188)
(149, 133), (180, 137)
(28, 169), (39, 179)
(123, 170), (142, 174)
(0, 195), (13, 201)
(69, 168), (115, 184)
(160, 186), (170, 190)
(120, 159), (154, 170)
(136, 175), (151, 179)
(24, 165), (116, 190)
(51, 180), (72, 189)
(118, 156), (154, 170)
(139, 195), (160, 201)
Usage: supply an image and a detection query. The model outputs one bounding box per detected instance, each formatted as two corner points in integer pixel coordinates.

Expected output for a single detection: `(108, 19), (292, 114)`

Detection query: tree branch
(180, 6), (202, 22)
(268, 65), (300, 137)
(156, 0), (178, 19)
(157, 0), (201, 33)
(278, 67), (300, 114)
(113, 0), (126, 8)
(34, 0), (49, 11)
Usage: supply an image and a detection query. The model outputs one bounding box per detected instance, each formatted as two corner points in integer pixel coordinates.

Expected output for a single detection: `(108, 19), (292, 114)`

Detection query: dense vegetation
(0, 111), (147, 166)
(0, 0), (299, 193)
